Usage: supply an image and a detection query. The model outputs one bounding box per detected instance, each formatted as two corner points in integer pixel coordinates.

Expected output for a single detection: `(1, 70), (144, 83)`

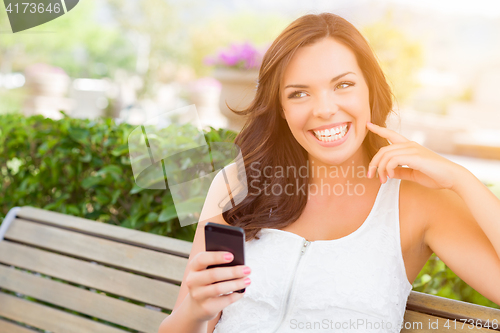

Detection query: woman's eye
(287, 82), (353, 99)
(336, 81), (354, 90)
(288, 91), (307, 99)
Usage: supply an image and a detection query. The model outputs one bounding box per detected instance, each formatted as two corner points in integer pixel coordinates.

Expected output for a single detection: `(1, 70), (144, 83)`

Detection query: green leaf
(68, 127), (90, 145)
(145, 212), (159, 222)
(80, 151), (92, 163)
(111, 189), (121, 205)
(66, 205), (80, 215)
(96, 192), (110, 205)
(111, 144), (129, 156)
(82, 176), (103, 189)
(420, 274), (431, 284)
(96, 165), (123, 180)
(129, 183), (145, 194)
(158, 205), (177, 222)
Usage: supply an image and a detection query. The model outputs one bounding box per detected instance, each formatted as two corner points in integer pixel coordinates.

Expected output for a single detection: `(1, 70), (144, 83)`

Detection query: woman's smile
(308, 122), (352, 147)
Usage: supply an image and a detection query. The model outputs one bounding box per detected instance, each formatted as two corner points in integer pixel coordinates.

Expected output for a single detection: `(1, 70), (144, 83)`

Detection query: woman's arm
(158, 294), (209, 333)
(365, 121), (500, 304)
(450, 166), (500, 259)
(420, 170), (500, 305)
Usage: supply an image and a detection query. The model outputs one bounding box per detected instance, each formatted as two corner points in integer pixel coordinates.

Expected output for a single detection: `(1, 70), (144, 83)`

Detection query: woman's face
(280, 37), (371, 167)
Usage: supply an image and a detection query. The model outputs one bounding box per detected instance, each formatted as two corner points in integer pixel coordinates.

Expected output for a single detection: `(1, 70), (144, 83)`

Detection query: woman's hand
(365, 121), (468, 191)
(184, 251), (251, 322)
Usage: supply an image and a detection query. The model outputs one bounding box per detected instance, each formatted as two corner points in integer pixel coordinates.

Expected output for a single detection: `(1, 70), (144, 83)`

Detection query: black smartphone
(204, 222), (246, 293)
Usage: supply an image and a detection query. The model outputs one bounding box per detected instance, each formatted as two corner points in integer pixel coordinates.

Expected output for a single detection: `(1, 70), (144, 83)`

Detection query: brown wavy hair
(222, 12), (394, 241)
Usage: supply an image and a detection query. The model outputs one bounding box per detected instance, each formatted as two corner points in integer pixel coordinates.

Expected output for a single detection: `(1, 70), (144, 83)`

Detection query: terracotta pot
(213, 68), (259, 132)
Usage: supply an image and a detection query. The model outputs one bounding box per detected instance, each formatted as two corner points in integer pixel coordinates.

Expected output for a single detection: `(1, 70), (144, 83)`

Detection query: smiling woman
(158, 12), (500, 333)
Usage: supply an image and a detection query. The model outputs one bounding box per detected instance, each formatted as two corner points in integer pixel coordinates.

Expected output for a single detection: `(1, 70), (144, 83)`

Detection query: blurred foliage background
(0, 113), (237, 242)
(360, 10), (423, 105)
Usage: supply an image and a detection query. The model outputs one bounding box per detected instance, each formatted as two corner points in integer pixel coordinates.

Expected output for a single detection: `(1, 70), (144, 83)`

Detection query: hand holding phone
(204, 222), (246, 293)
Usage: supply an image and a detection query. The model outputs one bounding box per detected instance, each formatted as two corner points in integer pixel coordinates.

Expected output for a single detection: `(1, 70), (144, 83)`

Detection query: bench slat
(407, 291), (500, 324)
(0, 265), (168, 333)
(16, 206), (192, 257)
(0, 241), (180, 310)
(5, 219), (187, 283)
(402, 309), (499, 332)
(0, 319), (37, 333)
(0, 292), (126, 333)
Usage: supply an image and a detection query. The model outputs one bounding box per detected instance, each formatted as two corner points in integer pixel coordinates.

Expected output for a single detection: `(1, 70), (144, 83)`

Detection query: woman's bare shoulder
(198, 162), (239, 225)
(399, 179), (458, 233)
(400, 179), (434, 197)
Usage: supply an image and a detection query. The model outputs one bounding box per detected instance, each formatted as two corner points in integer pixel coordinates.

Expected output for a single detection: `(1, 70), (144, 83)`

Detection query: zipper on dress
(272, 239), (310, 333)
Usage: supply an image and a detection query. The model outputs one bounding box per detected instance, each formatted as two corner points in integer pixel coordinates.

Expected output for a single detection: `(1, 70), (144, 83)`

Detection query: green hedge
(0, 112), (237, 242)
(0, 113), (498, 310)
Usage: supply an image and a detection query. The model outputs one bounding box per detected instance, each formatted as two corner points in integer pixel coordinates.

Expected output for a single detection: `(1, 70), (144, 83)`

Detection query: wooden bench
(0, 206), (191, 333)
(403, 291), (500, 332)
(0, 206), (499, 332)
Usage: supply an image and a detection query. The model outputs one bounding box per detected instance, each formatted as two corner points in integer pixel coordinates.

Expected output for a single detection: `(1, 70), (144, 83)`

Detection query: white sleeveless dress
(213, 177), (413, 333)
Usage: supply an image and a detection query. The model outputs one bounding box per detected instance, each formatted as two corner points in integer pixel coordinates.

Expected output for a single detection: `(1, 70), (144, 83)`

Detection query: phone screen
(205, 222), (246, 293)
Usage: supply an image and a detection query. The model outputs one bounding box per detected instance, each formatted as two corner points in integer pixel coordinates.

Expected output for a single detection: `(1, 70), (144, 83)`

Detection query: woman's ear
(280, 108), (286, 119)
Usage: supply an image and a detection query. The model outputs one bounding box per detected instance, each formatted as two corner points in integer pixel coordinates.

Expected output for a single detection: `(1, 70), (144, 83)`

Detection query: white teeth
(313, 124), (348, 142)
(312, 124), (348, 140)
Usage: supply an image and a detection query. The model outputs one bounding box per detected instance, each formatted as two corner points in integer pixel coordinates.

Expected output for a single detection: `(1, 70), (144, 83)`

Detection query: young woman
(158, 12), (500, 333)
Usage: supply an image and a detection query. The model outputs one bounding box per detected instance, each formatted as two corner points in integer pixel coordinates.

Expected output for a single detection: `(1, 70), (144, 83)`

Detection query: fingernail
(243, 266), (251, 274)
(244, 278), (251, 285)
(224, 253), (233, 261)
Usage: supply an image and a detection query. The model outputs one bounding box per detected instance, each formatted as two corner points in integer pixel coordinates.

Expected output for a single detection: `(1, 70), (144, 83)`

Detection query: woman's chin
(307, 140), (367, 167)
(308, 152), (351, 167)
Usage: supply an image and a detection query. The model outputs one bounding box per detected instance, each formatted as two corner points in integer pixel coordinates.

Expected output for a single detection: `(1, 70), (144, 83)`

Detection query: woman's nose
(312, 91), (338, 119)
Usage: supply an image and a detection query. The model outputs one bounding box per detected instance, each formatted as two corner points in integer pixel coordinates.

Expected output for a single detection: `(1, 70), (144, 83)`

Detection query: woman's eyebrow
(284, 71), (356, 89)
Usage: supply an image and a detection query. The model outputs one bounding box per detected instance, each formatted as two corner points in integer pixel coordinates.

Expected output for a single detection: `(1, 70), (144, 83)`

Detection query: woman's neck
(307, 145), (372, 191)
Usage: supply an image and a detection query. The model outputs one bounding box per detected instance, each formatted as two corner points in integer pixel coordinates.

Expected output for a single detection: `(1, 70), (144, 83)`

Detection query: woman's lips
(308, 122), (351, 147)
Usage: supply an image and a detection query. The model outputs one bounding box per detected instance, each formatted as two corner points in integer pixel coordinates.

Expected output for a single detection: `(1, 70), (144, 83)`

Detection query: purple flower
(203, 41), (267, 70)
